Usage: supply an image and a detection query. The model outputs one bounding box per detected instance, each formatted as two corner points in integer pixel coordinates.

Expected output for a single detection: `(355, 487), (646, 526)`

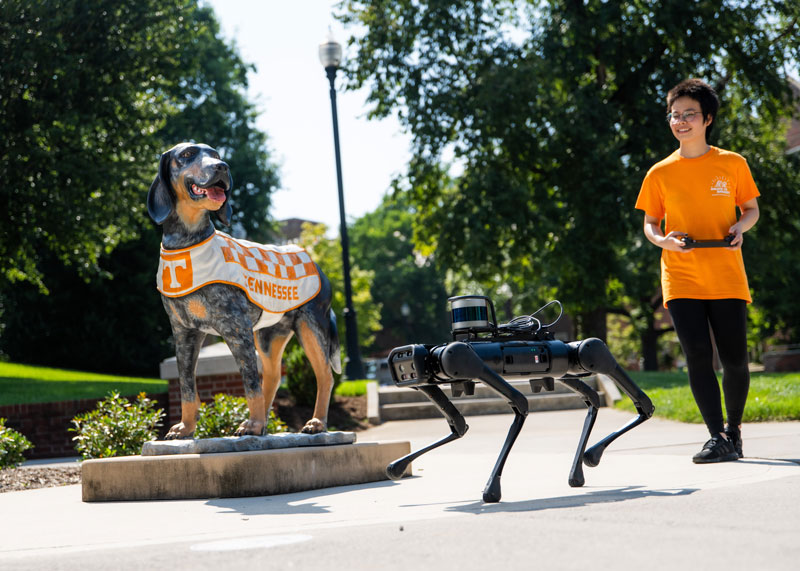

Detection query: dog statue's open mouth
(191, 183), (227, 203)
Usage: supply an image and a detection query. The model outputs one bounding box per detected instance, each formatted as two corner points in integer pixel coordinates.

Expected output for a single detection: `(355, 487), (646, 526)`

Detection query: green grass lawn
(0, 361), (373, 407)
(334, 380), (373, 397)
(0, 362), (167, 406)
(616, 370), (800, 423)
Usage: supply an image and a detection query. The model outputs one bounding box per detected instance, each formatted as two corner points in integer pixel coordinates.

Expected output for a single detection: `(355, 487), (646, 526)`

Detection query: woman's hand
(727, 223), (744, 250)
(661, 231), (692, 252)
(728, 197), (759, 250)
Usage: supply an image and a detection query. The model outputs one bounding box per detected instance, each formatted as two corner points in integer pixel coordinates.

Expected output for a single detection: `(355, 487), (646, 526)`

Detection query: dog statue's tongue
(206, 186), (226, 202)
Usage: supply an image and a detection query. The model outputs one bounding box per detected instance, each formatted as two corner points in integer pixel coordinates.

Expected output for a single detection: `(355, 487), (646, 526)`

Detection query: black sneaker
(692, 435), (739, 464)
(725, 425), (743, 458)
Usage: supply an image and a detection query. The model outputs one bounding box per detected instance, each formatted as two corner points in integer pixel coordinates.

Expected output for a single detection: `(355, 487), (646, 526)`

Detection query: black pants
(667, 298), (750, 436)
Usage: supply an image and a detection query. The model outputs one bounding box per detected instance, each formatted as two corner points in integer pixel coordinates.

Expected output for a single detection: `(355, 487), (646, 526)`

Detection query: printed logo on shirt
(710, 176), (731, 197)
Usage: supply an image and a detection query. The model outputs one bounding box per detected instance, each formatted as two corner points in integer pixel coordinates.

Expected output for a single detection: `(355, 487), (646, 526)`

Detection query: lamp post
(319, 32), (365, 380)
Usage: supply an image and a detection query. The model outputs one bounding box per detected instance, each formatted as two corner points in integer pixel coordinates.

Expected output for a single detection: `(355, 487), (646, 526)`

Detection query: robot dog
(385, 295), (654, 502)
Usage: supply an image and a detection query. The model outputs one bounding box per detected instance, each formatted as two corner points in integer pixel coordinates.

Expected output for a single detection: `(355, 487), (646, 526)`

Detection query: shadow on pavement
(445, 485), (698, 515)
(204, 478), (401, 516)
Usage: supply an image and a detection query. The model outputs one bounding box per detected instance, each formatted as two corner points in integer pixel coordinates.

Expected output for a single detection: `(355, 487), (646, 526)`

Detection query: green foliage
(0, 418), (34, 470)
(616, 371), (800, 423)
(340, 0), (800, 348)
(2, 0), (180, 288)
(195, 394), (286, 438)
(70, 392), (164, 459)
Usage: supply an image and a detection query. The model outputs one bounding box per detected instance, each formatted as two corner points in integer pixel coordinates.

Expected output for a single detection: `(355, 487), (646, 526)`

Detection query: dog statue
(148, 142), (342, 438)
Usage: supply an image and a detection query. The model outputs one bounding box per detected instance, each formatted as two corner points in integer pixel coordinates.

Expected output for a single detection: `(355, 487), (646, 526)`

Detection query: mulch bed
(272, 394), (370, 433)
(1, 465), (82, 493)
(1, 394), (370, 494)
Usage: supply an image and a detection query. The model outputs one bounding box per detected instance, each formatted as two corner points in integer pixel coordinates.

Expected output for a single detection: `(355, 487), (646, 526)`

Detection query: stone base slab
(141, 431), (356, 456)
(82, 440), (411, 502)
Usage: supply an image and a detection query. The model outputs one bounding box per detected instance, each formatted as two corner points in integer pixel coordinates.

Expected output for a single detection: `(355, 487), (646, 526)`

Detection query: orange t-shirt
(635, 147), (760, 307)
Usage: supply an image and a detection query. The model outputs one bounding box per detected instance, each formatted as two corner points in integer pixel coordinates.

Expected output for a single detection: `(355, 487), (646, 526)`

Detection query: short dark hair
(667, 78), (720, 138)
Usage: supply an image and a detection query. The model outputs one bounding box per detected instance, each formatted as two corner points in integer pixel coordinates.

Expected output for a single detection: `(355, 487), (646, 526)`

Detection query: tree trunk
(578, 307), (607, 341)
(641, 327), (659, 371)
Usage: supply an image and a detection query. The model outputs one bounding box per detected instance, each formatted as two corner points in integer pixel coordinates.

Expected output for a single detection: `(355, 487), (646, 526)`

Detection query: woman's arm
(728, 197), (760, 248)
(643, 214), (690, 252)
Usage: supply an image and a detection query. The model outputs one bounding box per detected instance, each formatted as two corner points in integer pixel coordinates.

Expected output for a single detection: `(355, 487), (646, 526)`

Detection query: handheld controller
(681, 234), (735, 248)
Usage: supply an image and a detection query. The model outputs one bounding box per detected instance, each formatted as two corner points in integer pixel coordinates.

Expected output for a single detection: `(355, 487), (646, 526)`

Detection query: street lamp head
(319, 31), (342, 70)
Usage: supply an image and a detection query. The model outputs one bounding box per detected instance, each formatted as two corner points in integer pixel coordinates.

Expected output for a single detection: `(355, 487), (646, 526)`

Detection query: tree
(0, 0), (280, 374)
(0, 0), (278, 291)
(340, 0), (800, 364)
(350, 193), (451, 353)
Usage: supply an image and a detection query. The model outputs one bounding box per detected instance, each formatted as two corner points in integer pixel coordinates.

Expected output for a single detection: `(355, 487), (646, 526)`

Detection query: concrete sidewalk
(1, 409), (799, 570)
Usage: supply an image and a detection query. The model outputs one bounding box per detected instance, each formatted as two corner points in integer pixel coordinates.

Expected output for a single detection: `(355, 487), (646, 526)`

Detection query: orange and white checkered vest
(156, 231), (321, 329)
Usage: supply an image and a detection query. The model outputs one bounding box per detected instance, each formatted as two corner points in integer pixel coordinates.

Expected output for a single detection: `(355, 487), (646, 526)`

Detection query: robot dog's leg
(478, 368), (529, 503)
(558, 376), (600, 487)
(583, 363), (654, 467)
(386, 384), (469, 480)
(482, 409), (526, 503)
(570, 339), (655, 468)
(438, 342), (529, 503)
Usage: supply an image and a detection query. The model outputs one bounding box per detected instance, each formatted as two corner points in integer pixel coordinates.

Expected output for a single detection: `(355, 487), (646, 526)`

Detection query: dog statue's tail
(329, 309), (342, 374)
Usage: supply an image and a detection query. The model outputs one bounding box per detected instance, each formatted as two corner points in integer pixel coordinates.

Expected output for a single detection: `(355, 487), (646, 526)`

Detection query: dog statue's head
(148, 142), (233, 226)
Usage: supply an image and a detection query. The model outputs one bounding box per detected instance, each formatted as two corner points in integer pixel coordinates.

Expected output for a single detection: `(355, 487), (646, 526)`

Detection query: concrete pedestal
(81, 440), (411, 502)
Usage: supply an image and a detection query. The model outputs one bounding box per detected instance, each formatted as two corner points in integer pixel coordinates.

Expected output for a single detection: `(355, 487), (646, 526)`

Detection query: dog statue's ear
(147, 151), (174, 225)
(214, 172), (233, 226)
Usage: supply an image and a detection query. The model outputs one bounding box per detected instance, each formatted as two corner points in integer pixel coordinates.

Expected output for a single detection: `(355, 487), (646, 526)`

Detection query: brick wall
(167, 373), (248, 423)
(1, 393), (169, 460)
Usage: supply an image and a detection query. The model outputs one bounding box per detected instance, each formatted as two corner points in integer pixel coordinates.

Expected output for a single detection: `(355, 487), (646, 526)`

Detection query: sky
(203, 0), (411, 232)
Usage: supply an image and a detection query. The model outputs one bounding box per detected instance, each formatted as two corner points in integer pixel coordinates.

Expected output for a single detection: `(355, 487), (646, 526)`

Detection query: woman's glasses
(666, 110), (702, 123)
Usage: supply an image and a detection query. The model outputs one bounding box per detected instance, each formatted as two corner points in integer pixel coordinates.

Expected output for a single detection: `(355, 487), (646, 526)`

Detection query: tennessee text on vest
(157, 232), (321, 319)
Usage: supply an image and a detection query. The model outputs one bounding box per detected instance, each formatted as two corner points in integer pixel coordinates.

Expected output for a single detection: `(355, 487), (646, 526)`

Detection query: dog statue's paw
(235, 419), (267, 437)
(300, 418), (327, 434)
(165, 422), (195, 440)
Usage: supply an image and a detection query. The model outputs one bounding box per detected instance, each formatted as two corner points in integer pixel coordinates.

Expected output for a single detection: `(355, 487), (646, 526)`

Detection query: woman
(635, 78), (760, 463)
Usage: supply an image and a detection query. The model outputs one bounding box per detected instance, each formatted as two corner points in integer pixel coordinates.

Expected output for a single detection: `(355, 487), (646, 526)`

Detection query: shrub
(195, 394), (287, 438)
(0, 418), (34, 470)
(285, 339), (341, 407)
(285, 342), (317, 407)
(70, 392), (164, 459)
